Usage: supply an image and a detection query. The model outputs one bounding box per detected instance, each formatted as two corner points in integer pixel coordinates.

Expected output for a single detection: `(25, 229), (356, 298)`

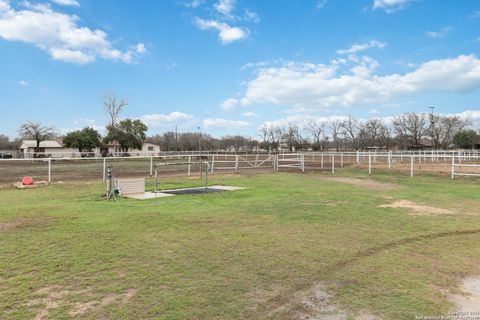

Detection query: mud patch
(379, 200), (454, 216)
(264, 282), (379, 320)
(27, 285), (137, 319)
(450, 277), (480, 312)
(307, 175), (402, 191)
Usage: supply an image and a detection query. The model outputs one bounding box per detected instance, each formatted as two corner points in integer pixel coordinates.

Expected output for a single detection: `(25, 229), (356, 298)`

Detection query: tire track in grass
(329, 229), (480, 271)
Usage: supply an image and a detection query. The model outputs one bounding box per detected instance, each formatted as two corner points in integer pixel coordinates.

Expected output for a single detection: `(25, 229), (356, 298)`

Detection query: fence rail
(0, 151), (479, 185)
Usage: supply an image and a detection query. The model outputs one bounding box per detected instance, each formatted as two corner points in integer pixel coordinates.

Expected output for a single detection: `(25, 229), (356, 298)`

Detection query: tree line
(258, 112), (479, 151)
(1, 100), (479, 154)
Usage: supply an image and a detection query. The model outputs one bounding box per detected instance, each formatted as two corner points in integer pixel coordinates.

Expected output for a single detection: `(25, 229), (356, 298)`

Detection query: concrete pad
(124, 192), (175, 200)
(209, 185), (245, 191)
(122, 185), (245, 200)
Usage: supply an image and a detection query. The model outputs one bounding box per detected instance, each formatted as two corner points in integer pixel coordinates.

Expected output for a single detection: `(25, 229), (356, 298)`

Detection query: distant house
(20, 140), (161, 158)
(19, 140), (77, 158)
(407, 137), (435, 150)
(102, 141), (161, 156)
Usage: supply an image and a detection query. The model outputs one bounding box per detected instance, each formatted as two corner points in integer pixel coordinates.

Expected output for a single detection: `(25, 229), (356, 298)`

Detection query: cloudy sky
(0, 0), (479, 138)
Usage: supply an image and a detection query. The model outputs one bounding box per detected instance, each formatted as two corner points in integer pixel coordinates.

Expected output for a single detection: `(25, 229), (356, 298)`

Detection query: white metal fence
(0, 150), (479, 185)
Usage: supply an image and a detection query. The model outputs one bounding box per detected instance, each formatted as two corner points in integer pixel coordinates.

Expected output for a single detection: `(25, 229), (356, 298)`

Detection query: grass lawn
(1, 170), (480, 319)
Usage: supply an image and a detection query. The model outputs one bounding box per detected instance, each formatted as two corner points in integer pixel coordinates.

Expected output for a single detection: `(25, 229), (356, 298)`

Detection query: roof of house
(20, 140), (64, 148)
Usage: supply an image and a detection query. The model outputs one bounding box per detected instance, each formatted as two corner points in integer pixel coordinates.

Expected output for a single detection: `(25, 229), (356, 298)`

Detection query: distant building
(19, 140), (161, 158)
(102, 141), (161, 156)
(19, 140), (77, 158)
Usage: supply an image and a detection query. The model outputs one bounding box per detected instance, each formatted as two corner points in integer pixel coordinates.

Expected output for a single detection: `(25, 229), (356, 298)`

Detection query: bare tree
(104, 93), (128, 130)
(307, 120), (328, 151)
(393, 112), (427, 148)
(363, 119), (391, 149)
(259, 125), (282, 152)
(341, 116), (360, 150)
(431, 115), (470, 149)
(19, 121), (56, 150)
(328, 120), (342, 151)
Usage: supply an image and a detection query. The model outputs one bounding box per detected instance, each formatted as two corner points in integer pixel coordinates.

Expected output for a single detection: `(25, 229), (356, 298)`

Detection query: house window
(148, 146), (154, 151)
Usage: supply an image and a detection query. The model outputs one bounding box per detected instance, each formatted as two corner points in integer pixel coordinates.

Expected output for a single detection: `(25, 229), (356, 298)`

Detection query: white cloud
(19, 80), (29, 86)
(184, 0), (205, 8)
(0, 1), (145, 64)
(316, 0), (327, 9)
(242, 111), (257, 117)
(51, 0), (79, 6)
(244, 9), (260, 23)
(372, 0), (412, 13)
(203, 118), (250, 128)
(220, 98), (239, 111)
(452, 110), (480, 126)
(231, 55), (480, 111)
(261, 110), (480, 131)
(470, 11), (480, 19)
(166, 62), (178, 70)
(261, 114), (349, 129)
(141, 112), (195, 128)
(424, 26), (454, 39)
(214, 0), (235, 18)
(194, 17), (247, 44)
(135, 43), (146, 54)
(336, 40), (386, 55)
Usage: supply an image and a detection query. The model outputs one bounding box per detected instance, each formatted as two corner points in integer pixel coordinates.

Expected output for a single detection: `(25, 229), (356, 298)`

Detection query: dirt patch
(379, 200), (454, 216)
(0, 216), (56, 233)
(0, 221), (23, 232)
(306, 175), (403, 191)
(27, 285), (137, 319)
(259, 282), (379, 320)
(450, 277), (480, 312)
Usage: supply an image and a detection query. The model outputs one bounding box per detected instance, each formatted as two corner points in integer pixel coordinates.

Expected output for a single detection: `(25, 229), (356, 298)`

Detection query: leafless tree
(328, 120), (342, 151)
(363, 119), (391, 149)
(341, 116), (360, 150)
(307, 120), (328, 151)
(259, 125), (282, 152)
(104, 93), (128, 130)
(393, 112), (427, 148)
(430, 115), (470, 149)
(19, 121), (56, 150)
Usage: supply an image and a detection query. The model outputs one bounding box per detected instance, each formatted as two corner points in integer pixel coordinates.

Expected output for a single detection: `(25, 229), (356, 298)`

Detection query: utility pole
(198, 126), (202, 178)
(429, 106), (436, 149)
(175, 126), (178, 152)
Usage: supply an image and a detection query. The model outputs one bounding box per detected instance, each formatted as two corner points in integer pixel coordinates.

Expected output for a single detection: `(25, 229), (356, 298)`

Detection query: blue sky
(0, 0), (480, 139)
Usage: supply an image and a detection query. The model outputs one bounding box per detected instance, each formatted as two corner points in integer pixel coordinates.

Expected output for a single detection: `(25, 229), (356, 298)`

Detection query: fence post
(275, 155), (279, 171)
(356, 151), (359, 164)
(331, 154), (335, 174)
(321, 153), (324, 169)
(48, 158), (51, 183)
(388, 151), (391, 169)
(235, 155), (239, 172)
(188, 156), (191, 176)
(211, 155), (215, 173)
(102, 158), (106, 181)
(451, 155), (455, 180)
(150, 156), (153, 177)
(410, 155), (414, 178)
(368, 153), (372, 175)
(341, 153), (344, 167)
(301, 153), (305, 172)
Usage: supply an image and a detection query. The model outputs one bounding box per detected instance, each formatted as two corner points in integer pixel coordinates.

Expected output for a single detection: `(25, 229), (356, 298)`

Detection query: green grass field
(1, 170), (480, 319)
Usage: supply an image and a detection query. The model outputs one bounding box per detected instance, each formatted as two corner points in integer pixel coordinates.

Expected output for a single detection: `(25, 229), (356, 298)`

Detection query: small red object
(22, 176), (34, 186)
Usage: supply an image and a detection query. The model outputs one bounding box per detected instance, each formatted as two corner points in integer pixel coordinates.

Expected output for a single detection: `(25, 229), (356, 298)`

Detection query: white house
(19, 140), (161, 158)
(102, 141), (161, 156)
(19, 140), (77, 158)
